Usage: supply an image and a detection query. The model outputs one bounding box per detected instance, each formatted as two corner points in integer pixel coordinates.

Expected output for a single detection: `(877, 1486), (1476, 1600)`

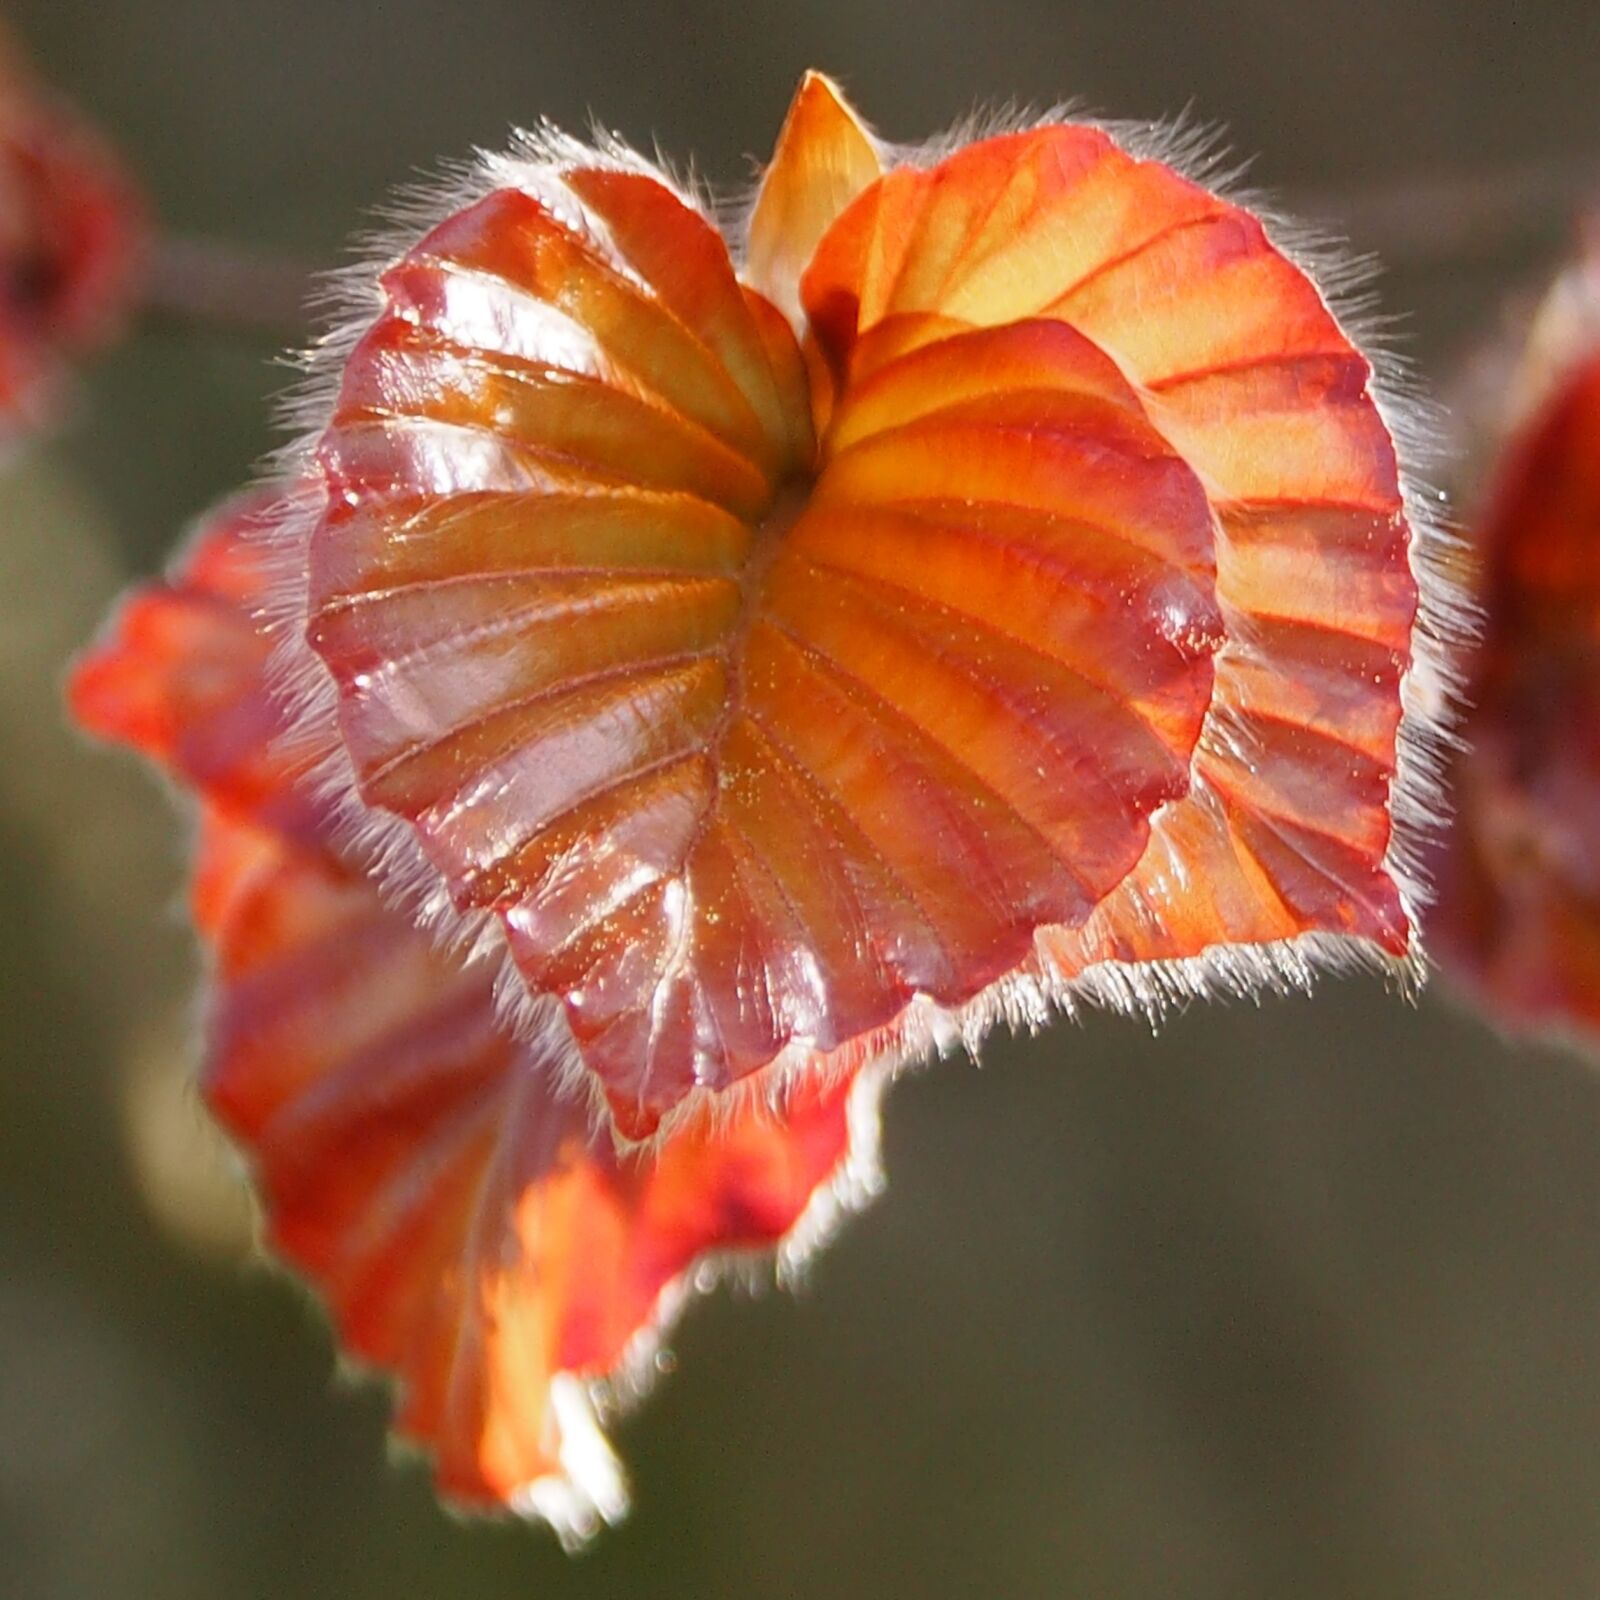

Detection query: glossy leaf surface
(290, 78), (1433, 1138)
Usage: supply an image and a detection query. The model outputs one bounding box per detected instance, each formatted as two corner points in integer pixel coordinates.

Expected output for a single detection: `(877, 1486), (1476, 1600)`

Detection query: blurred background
(3, 2), (1599, 1596)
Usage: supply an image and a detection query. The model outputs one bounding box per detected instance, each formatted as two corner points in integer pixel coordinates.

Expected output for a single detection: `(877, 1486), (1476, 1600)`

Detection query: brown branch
(139, 233), (320, 341)
(133, 151), (1599, 343)
(1299, 152), (1599, 268)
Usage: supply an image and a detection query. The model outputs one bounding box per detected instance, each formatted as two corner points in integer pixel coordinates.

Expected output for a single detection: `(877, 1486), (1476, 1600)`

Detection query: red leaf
(0, 26), (143, 439)
(275, 75), (1447, 1135)
(1432, 259), (1600, 1044)
(195, 806), (880, 1540)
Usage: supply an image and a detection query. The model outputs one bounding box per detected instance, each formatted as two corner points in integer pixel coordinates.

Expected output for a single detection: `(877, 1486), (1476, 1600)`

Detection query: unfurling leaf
(273, 72), (1452, 1138)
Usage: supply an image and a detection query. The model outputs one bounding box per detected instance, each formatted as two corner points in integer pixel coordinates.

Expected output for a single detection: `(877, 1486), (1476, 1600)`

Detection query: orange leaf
(275, 77), (1445, 1136)
(70, 499), (887, 1537)
(68, 491), (328, 848)
(195, 806), (880, 1542)
(744, 70), (883, 327)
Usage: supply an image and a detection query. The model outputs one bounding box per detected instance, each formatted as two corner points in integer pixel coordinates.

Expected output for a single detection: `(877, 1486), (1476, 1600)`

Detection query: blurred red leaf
(1432, 252), (1600, 1043)
(0, 26), (142, 442)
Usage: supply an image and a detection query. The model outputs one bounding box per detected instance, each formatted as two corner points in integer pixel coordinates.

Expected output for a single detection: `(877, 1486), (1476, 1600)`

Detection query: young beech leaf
(1431, 248), (1600, 1044)
(267, 72), (1456, 1140)
(69, 491), (330, 847)
(70, 496), (886, 1545)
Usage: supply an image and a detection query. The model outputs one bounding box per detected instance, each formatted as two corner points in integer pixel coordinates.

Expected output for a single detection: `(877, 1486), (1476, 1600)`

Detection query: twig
(1300, 153), (1598, 268)
(133, 151), (1600, 343)
(140, 233), (318, 341)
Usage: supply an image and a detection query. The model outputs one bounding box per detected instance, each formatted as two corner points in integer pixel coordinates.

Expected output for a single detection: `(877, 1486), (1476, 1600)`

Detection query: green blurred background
(3, 2), (1599, 1596)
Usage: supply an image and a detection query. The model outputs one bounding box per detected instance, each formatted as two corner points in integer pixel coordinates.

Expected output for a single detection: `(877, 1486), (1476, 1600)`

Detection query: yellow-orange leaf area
(302, 73), (1422, 1139)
